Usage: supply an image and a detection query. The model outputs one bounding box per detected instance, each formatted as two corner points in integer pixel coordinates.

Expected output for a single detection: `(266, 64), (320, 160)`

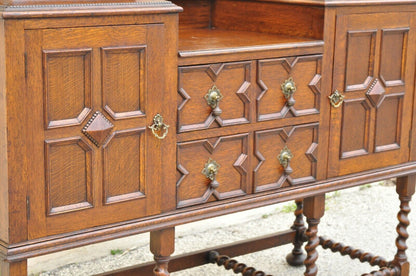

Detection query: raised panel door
(328, 12), (415, 177)
(25, 24), (174, 238)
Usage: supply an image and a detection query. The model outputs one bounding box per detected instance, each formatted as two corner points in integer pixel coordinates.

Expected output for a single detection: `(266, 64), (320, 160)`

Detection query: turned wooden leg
(391, 175), (415, 276)
(303, 194), (325, 276)
(1, 258), (27, 276)
(286, 199), (307, 266)
(150, 227), (175, 276)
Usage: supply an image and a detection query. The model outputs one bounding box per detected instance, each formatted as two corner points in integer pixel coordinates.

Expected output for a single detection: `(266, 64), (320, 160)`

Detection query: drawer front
(177, 133), (249, 208)
(257, 55), (321, 121)
(178, 61), (252, 133)
(25, 24), (174, 238)
(253, 123), (319, 192)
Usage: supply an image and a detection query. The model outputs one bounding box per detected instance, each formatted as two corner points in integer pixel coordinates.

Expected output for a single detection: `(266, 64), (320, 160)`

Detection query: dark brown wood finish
(0, 260), (27, 276)
(208, 251), (272, 276)
(150, 228), (175, 276)
(303, 194), (325, 276)
(0, 17), (8, 246)
(1, 0), (416, 275)
(98, 230), (296, 275)
(25, 21), (175, 238)
(328, 10), (416, 177)
(286, 199), (307, 266)
(392, 175), (416, 275)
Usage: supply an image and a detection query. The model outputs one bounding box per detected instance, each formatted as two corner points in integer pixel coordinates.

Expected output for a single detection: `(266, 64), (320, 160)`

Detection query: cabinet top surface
(1, 0), (416, 9)
(1, 0), (183, 18)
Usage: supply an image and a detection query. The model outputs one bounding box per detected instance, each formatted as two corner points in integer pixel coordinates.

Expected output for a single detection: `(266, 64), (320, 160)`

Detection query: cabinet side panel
(213, 0), (324, 39)
(0, 19), (9, 243)
(173, 0), (212, 29)
(5, 20), (27, 243)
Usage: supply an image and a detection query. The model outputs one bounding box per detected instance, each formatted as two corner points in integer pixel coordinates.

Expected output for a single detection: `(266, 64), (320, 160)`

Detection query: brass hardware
(148, 113), (169, 139)
(281, 77), (296, 106)
(205, 85), (223, 116)
(278, 146), (293, 175)
(202, 158), (220, 189)
(329, 90), (345, 108)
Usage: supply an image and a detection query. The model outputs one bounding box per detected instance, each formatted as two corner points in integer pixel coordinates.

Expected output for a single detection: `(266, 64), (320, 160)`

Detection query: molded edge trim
(2, 2), (183, 18)
(3, 161), (416, 262)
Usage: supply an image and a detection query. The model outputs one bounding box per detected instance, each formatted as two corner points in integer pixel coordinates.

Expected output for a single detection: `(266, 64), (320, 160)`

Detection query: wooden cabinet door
(328, 12), (416, 177)
(25, 24), (174, 238)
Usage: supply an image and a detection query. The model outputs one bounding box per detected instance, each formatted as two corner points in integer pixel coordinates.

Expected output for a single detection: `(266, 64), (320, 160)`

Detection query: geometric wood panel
(375, 94), (403, 152)
(27, 23), (168, 238)
(178, 62), (251, 133)
(44, 137), (93, 216)
(339, 27), (409, 159)
(102, 46), (146, 120)
(176, 133), (249, 208)
(344, 30), (376, 91)
(253, 123), (318, 193)
(102, 127), (146, 205)
(43, 49), (92, 129)
(379, 28), (408, 86)
(329, 12), (413, 177)
(257, 55), (321, 121)
(340, 99), (371, 159)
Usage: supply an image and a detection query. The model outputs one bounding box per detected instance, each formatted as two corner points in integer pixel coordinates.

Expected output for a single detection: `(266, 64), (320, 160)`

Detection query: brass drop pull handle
(329, 90), (345, 108)
(278, 146), (293, 175)
(281, 77), (296, 106)
(205, 85), (223, 116)
(202, 158), (220, 189)
(148, 113), (169, 140)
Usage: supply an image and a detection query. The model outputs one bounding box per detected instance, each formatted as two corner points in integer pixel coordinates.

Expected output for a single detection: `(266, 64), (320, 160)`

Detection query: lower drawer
(176, 122), (319, 208)
(253, 123), (319, 192)
(176, 133), (250, 208)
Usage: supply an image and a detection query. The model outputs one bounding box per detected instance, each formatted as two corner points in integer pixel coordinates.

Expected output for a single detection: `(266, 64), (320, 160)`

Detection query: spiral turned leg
(150, 228), (175, 276)
(286, 199), (307, 266)
(391, 175), (415, 276)
(361, 267), (400, 276)
(319, 236), (389, 268)
(303, 194), (325, 276)
(208, 251), (272, 276)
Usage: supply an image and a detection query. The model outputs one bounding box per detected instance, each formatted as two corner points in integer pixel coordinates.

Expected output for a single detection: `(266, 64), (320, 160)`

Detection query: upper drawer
(177, 55), (322, 134)
(256, 55), (322, 121)
(178, 61), (252, 133)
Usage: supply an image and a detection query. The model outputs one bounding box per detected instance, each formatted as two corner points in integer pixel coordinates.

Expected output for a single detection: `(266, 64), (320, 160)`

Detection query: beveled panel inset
(102, 46), (146, 120)
(45, 137), (93, 216)
(380, 28), (409, 86)
(366, 78), (386, 108)
(177, 133), (249, 208)
(254, 124), (318, 193)
(340, 99), (371, 158)
(43, 48), (92, 129)
(103, 127), (146, 205)
(345, 30), (376, 91)
(82, 111), (114, 147)
(257, 55), (321, 121)
(375, 94), (403, 152)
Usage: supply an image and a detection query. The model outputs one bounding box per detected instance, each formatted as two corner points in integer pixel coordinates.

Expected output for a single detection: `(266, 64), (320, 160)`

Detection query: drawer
(253, 123), (319, 192)
(178, 61), (252, 133)
(256, 55), (322, 121)
(177, 133), (250, 208)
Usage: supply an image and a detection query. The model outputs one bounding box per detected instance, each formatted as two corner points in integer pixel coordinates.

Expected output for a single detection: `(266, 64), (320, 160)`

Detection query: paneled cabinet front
(328, 12), (416, 177)
(25, 24), (172, 238)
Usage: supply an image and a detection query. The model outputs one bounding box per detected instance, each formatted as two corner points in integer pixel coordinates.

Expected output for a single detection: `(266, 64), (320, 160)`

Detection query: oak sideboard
(1, 0), (416, 275)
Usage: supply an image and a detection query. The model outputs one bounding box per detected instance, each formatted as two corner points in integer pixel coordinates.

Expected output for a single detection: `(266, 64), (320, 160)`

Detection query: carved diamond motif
(366, 78), (386, 108)
(82, 111), (114, 147)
